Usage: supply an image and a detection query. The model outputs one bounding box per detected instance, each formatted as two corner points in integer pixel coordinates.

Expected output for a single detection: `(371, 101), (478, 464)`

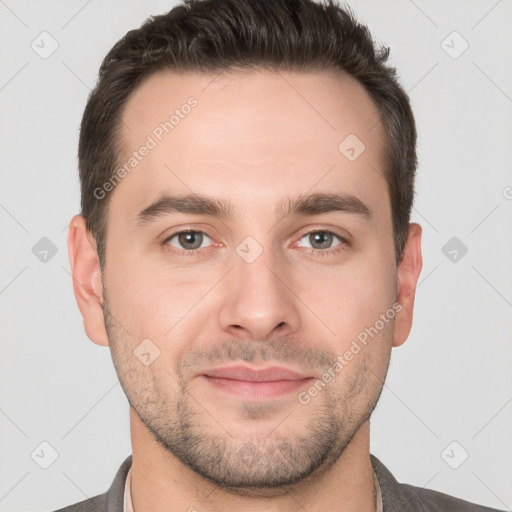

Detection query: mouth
(198, 364), (315, 399)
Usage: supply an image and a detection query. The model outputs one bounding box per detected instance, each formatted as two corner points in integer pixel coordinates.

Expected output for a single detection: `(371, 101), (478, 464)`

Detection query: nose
(217, 246), (302, 342)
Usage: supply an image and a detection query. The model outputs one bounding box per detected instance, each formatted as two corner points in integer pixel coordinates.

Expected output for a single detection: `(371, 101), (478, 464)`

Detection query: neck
(129, 408), (376, 512)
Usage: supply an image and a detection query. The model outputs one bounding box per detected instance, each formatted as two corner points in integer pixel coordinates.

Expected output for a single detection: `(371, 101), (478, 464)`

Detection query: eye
(296, 230), (348, 254)
(161, 228), (349, 257)
(163, 230), (214, 253)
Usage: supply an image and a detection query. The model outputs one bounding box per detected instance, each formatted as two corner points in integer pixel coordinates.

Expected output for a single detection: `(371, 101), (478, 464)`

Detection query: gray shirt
(53, 453), (505, 512)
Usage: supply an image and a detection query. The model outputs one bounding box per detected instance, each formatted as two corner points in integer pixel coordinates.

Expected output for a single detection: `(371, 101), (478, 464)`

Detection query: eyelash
(161, 228), (350, 257)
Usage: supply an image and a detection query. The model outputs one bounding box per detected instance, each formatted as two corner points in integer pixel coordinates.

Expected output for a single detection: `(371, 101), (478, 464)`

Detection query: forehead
(111, 68), (389, 223)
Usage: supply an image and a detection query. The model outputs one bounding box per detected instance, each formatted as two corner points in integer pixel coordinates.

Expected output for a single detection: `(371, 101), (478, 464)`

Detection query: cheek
(298, 258), (395, 344)
(106, 259), (220, 358)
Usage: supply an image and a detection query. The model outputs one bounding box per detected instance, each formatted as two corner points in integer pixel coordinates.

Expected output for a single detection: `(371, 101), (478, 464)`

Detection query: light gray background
(1, 1), (511, 511)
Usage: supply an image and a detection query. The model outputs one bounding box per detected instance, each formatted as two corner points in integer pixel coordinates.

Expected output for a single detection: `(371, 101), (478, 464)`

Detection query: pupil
(180, 232), (201, 249)
(312, 232), (331, 249)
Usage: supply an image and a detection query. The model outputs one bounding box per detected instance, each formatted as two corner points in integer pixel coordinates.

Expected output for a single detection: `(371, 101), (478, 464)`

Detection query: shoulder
(50, 454), (132, 512)
(399, 481), (505, 512)
(51, 492), (107, 512)
(370, 454), (505, 512)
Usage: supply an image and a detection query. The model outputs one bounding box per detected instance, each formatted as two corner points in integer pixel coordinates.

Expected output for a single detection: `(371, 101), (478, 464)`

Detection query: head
(69, 0), (422, 494)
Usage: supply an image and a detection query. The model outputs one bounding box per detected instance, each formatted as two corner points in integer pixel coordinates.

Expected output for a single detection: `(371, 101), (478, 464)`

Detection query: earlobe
(67, 215), (109, 347)
(393, 223), (423, 348)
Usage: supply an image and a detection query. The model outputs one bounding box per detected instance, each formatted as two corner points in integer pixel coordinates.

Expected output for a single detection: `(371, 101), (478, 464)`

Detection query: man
(58, 0), (503, 510)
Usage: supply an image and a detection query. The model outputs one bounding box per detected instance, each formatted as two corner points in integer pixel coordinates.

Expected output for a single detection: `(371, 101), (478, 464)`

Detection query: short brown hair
(79, 0), (417, 269)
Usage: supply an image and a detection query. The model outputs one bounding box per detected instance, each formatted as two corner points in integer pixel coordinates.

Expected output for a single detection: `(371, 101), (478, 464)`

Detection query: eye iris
(179, 232), (202, 250)
(310, 232), (332, 249)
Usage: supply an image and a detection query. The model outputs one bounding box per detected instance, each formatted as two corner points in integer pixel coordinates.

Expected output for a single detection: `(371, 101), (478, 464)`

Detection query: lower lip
(202, 376), (314, 399)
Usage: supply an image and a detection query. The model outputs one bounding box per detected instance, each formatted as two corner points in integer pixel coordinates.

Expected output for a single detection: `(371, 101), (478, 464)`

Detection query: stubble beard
(103, 296), (390, 496)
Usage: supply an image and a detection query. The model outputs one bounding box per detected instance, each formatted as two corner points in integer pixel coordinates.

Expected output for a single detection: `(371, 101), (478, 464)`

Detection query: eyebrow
(134, 191), (373, 227)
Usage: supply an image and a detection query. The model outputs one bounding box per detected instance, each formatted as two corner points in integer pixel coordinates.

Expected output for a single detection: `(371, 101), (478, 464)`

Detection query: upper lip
(200, 364), (312, 382)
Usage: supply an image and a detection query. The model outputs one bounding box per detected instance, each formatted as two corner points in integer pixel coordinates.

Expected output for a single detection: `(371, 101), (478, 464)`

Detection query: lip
(202, 364), (310, 382)
(198, 364), (314, 399)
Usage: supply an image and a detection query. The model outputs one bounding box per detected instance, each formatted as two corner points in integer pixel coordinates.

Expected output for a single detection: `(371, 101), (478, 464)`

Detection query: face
(73, 68), (421, 491)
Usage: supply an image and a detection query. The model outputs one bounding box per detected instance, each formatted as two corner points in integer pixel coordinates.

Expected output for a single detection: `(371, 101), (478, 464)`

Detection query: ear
(393, 223), (423, 347)
(67, 215), (109, 347)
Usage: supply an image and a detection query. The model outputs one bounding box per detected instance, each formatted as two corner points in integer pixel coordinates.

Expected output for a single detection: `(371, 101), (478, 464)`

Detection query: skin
(68, 68), (422, 512)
